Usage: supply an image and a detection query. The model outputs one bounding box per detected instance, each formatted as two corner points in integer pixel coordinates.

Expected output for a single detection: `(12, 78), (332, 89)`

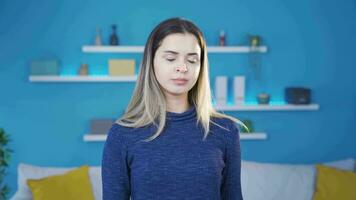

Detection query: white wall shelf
(83, 134), (107, 142)
(208, 46), (267, 53)
(82, 46), (144, 53)
(29, 75), (137, 82)
(240, 132), (267, 140)
(215, 104), (319, 111)
(82, 45), (268, 53)
(83, 132), (267, 142)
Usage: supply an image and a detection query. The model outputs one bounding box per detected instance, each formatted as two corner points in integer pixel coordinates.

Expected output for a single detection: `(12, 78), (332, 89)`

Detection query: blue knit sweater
(101, 105), (243, 200)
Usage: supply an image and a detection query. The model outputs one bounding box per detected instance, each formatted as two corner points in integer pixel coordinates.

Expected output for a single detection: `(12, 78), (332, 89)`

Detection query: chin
(166, 88), (189, 96)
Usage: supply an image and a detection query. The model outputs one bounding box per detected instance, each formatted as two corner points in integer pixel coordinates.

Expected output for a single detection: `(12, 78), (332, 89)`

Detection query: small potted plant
(247, 34), (263, 80)
(240, 119), (254, 133)
(249, 34), (262, 48)
(0, 128), (13, 200)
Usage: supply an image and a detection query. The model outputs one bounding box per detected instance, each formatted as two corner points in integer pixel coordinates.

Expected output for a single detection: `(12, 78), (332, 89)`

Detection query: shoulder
(210, 117), (239, 133)
(210, 117), (240, 143)
(105, 122), (154, 145)
(105, 123), (129, 147)
(108, 122), (134, 134)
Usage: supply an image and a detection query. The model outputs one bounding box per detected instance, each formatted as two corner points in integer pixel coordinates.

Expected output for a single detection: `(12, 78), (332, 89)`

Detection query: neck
(165, 93), (190, 113)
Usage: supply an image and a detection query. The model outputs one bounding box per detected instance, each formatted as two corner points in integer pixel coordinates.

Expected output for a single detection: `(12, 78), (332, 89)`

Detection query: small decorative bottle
(219, 30), (226, 46)
(95, 27), (102, 46)
(110, 24), (119, 46)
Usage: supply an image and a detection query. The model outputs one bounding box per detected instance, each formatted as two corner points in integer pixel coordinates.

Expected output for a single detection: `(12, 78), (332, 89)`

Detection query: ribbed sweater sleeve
(221, 120), (243, 200)
(102, 125), (130, 200)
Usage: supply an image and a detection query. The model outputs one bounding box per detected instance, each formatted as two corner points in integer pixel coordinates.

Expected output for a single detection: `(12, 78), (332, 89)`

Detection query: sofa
(10, 158), (356, 200)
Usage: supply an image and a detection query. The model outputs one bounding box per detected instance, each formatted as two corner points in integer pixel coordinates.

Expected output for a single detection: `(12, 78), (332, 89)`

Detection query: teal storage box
(30, 59), (60, 75)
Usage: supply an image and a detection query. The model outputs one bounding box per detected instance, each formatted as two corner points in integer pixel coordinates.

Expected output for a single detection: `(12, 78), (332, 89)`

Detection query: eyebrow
(163, 50), (199, 56)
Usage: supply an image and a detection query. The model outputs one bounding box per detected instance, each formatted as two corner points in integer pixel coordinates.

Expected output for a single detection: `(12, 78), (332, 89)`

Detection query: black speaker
(285, 87), (311, 104)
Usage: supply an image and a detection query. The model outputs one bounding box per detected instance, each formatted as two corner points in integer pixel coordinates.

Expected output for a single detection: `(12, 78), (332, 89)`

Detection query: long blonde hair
(116, 17), (246, 141)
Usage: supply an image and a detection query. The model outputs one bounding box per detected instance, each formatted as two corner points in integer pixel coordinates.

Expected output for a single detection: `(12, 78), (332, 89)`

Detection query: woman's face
(153, 33), (201, 97)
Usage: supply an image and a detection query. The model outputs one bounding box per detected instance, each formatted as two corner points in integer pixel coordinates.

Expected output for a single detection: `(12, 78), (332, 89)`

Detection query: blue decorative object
(30, 59), (60, 75)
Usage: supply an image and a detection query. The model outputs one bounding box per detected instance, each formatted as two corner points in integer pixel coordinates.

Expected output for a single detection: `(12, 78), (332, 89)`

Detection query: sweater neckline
(166, 105), (197, 122)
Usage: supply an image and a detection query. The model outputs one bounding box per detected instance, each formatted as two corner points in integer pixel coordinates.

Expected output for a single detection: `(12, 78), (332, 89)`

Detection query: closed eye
(166, 58), (175, 62)
(166, 58), (198, 63)
(188, 58), (199, 64)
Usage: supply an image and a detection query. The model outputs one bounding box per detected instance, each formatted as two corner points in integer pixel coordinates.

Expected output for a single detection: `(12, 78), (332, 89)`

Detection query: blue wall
(1, 0), (356, 197)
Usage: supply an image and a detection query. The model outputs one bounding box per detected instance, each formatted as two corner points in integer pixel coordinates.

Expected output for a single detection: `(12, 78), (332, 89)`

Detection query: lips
(172, 78), (188, 81)
(172, 78), (188, 85)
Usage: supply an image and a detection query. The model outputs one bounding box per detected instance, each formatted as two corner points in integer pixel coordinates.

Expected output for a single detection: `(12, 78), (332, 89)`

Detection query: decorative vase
(110, 24), (119, 46)
(78, 63), (89, 75)
(95, 27), (102, 46)
(219, 30), (226, 46)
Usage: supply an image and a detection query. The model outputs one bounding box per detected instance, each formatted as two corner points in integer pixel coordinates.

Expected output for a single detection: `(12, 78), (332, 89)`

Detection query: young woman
(102, 17), (244, 200)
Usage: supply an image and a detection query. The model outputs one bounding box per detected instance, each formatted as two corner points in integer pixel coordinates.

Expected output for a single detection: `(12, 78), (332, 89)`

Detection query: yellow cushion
(27, 165), (95, 200)
(313, 164), (356, 200)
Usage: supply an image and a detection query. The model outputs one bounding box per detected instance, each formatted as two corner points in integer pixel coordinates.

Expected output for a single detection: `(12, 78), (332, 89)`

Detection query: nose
(175, 64), (188, 72)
